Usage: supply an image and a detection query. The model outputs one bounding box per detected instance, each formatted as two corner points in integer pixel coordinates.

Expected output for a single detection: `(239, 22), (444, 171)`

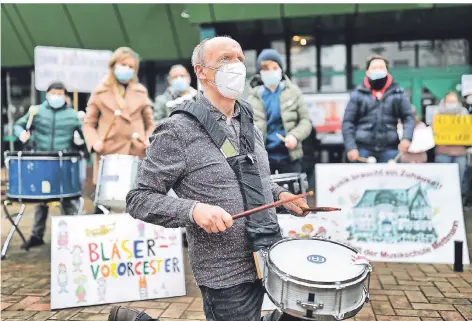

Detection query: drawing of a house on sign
(346, 184), (438, 244)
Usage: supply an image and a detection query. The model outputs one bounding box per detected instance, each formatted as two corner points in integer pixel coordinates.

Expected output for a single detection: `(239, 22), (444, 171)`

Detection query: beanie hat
(256, 49), (284, 73)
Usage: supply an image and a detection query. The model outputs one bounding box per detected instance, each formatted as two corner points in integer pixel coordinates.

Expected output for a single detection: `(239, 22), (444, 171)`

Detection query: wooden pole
(73, 91), (78, 111)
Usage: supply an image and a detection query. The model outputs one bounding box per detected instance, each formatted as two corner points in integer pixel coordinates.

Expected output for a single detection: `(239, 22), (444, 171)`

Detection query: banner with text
(315, 164), (469, 264)
(433, 114), (472, 146)
(51, 214), (185, 309)
(35, 46), (112, 93)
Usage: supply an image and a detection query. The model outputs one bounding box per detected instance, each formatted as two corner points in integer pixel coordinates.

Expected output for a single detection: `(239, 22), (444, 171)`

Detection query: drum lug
(296, 300), (324, 311)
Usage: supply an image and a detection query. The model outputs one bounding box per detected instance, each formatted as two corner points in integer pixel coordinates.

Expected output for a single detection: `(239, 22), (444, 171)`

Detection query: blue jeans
(358, 148), (399, 163)
(200, 281), (298, 321)
(435, 154), (468, 197)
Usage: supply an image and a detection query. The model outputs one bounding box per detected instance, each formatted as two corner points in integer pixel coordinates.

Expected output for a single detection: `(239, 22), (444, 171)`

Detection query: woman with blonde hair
(83, 47), (155, 211)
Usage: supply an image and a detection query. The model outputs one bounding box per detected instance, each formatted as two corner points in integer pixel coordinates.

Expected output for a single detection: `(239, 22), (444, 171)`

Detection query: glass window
(419, 39), (469, 67)
(288, 36), (317, 93)
(154, 73), (168, 97)
(243, 50), (257, 79)
(321, 45), (347, 92)
(353, 42), (415, 70)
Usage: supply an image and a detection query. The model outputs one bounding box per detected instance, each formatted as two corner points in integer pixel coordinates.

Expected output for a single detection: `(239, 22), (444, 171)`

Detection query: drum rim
(5, 151), (83, 157)
(267, 237), (370, 286)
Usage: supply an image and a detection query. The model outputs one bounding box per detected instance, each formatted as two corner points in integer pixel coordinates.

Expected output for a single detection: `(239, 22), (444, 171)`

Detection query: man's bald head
(191, 36), (242, 68)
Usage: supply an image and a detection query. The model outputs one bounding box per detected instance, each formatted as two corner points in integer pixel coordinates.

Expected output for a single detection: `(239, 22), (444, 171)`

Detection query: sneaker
(108, 306), (156, 321)
(21, 236), (45, 250)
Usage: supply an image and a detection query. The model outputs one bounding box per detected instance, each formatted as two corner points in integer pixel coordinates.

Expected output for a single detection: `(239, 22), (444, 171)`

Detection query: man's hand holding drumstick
(93, 110), (122, 153)
(276, 133), (298, 150)
(131, 132), (150, 147)
(19, 106), (38, 143)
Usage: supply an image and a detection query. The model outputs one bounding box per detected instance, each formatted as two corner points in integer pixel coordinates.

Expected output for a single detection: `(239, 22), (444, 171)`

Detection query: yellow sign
(433, 115), (472, 145)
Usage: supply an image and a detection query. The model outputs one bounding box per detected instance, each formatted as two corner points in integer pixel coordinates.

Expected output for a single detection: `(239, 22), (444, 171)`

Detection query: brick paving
(2, 171), (472, 320)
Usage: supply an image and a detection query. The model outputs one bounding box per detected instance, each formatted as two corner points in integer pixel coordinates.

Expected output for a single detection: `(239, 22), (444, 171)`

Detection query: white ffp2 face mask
(203, 62), (247, 99)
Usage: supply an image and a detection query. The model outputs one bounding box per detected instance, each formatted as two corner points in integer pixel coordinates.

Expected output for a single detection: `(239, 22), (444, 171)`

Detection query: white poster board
(51, 214), (186, 309)
(304, 93), (349, 144)
(315, 164), (469, 264)
(35, 46), (113, 93)
(461, 74), (472, 96)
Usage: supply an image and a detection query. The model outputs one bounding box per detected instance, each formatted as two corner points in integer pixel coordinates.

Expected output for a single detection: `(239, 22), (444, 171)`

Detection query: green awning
(1, 3), (469, 67)
(1, 3), (200, 67)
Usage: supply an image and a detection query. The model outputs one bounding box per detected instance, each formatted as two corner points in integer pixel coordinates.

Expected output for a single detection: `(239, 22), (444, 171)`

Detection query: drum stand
(1, 196), (84, 260)
(1, 200), (29, 260)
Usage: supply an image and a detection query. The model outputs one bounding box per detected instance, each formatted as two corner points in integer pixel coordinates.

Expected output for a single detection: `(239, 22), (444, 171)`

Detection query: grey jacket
(153, 87), (197, 123)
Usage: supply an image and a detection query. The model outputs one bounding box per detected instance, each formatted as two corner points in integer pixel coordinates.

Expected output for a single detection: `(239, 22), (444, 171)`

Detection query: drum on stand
(4, 151), (83, 201)
(262, 238), (371, 320)
(94, 154), (140, 211)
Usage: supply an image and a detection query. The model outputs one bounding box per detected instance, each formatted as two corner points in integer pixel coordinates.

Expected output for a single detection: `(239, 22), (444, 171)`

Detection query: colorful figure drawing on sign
(74, 275), (87, 303)
(58, 220), (69, 250)
(137, 221), (145, 237)
(288, 230), (298, 238)
(139, 276), (148, 300)
(57, 263), (68, 294)
(71, 245), (84, 272)
(85, 222), (116, 237)
(301, 224), (314, 237)
(97, 277), (106, 302)
(314, 226), (327, 238)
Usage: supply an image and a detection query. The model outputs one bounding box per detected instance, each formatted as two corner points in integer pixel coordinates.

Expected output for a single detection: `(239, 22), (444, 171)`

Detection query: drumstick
(26, 106), (38, 131)
(103, 110), (122, 141)
(389, 152), (402, 164)
(302, 207), (341, 212)
(131, 132), (147, 147)
(276, 133), (286, 142)
(232, 191), (313, 219)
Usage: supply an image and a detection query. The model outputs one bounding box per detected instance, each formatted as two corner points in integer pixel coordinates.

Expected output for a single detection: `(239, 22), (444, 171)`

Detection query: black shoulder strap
(237, 100), (255, 154)
(170, 100), (227, 150)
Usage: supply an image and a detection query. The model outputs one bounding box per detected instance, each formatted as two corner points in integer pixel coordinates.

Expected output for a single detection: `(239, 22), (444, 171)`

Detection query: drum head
(269, 238), (365, 283)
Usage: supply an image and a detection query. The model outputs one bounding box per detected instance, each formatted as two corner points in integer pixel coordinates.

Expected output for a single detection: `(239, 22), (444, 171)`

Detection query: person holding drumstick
(13, 81), (82, 249)
(109, 37), (309, 321)
(82, 47), (155, 213)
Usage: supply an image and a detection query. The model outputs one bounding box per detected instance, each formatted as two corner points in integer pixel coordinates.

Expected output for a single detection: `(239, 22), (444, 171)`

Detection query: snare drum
(263, 238), (371, 320)
(94, 154), (140, 209)
(4, 151), (82, 201)
(271, 172), (308, 195)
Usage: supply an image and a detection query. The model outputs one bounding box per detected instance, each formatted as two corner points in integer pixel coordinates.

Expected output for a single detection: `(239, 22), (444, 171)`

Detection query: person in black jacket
(302, 126), (320, 191)
(342, 55), (415, 163)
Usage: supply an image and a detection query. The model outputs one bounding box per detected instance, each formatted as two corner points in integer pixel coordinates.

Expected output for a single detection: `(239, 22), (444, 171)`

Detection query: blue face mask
(368, 70), (387, 80)
(47, 95), (66, 109)
(114, 64), (134, 83)
(260, 69), (282, 87)
(171, 77), (189, 92)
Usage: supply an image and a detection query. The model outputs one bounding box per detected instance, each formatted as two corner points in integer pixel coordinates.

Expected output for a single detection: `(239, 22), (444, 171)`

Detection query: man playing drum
(13, 81), (83, 249)
(110, 37), (309, 321)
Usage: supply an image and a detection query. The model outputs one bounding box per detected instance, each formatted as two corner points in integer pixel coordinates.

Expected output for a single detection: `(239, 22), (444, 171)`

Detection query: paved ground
(2, 168), (472, 321)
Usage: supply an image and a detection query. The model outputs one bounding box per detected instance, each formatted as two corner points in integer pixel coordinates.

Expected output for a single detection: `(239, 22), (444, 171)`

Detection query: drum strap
(170, 99), (282, 253)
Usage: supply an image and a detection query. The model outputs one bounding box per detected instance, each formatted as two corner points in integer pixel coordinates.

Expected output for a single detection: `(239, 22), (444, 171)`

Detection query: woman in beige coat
(83, 47), (155, 210)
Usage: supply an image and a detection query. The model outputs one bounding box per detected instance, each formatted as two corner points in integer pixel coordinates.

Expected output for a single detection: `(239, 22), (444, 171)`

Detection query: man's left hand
(279, 192), (309, 217)
(398, 139), (411, 153)
(285, 135), (298, 150)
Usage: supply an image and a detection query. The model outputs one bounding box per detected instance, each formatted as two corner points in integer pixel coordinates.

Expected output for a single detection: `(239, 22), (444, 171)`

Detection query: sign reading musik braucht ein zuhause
(315, 163), (470, 264)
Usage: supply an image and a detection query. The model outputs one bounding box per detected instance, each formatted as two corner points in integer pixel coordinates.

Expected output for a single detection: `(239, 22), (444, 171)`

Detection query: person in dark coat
(342, 55), (415, 163)
(302, 126), (320, 191)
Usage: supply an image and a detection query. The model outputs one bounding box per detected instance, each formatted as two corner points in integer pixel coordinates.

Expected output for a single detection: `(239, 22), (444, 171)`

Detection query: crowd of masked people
(12, 46), (471, 251)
